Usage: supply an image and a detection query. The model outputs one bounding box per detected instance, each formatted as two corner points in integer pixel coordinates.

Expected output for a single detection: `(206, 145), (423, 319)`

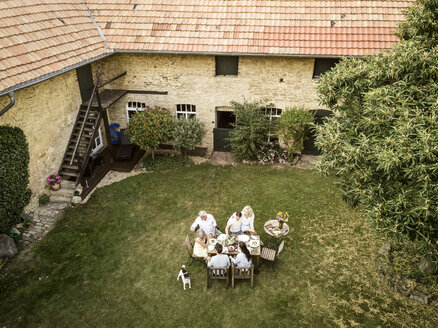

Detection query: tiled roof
(0, 0), (109, 94)
(88, 0), (412, 56)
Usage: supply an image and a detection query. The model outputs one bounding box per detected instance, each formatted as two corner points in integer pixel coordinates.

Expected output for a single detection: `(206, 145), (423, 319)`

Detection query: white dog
(177, 265), (191, 290)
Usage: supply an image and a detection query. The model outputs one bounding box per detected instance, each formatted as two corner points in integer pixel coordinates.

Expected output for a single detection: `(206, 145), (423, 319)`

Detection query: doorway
(213, 109), (235, 152)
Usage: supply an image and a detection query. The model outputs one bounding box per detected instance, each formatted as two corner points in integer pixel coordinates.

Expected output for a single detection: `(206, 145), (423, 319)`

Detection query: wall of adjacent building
(92, 53), (321, 151)
(0, 70), (82, 209)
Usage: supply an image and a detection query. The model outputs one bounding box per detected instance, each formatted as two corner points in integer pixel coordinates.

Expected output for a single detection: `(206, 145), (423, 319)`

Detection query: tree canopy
(315, 0), (438, 257)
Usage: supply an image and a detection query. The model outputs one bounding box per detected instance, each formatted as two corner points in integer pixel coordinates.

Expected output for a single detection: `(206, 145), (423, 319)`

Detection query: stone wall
(0, 70), (82, 209)
(92, 53), (322, 151)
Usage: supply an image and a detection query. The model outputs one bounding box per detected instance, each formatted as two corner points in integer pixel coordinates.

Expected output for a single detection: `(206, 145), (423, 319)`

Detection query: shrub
(276, 106), (314, 155)
(142, 153), (193, 171)
(0, 125), (31, 234)
(39, 194), (50, 206)
(315, 0), (438, 258)
(172, 117), (206, 155)
(257, 141), (290, 165)
(126, 107), (174, 160)
(229, 100), (271, 161)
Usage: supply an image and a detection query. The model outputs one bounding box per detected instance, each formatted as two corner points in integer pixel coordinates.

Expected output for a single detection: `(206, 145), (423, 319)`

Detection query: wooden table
(207, 235), (261, 269)
(264, 219), (290, 238)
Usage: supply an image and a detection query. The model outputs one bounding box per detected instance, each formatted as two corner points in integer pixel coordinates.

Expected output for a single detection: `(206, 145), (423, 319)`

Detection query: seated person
(193, 229), (208, 258)
(206, 243), (230, 273)
(229, 242), (252, 269)
(190, 210), (221, 239)
(225, 211), (242, 236)
(241, 205), (257, 235)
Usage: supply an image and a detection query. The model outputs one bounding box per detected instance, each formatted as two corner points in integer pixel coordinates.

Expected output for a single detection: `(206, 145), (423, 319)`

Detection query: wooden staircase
(59, 105), (102, 184)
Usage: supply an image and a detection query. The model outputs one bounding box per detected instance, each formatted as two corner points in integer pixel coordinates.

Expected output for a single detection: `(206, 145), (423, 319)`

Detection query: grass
(1, 164), (438, 327)
(142, 153), (193, 171)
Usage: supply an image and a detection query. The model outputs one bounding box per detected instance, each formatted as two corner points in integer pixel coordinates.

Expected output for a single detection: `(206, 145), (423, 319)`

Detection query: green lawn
(1, 164), (437, 327)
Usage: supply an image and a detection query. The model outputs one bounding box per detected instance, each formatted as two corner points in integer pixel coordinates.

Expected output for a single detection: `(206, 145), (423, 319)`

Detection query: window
(263, 108), (282, 142)
(176, 104), (196, 119)
(215, 56), (238, 76)
(126, 101), (146, 123)
(91, 126), (104, 154)
(312, 58), (340, 78)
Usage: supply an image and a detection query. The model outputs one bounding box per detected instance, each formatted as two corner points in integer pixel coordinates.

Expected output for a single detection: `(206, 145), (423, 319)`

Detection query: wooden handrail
(97, 71), (126, 89)
(69, 77), (100, 165)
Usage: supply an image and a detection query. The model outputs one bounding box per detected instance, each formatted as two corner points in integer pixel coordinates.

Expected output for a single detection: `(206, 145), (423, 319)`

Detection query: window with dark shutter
(215, 56), (239, 76)
(312, 58), (340, 78)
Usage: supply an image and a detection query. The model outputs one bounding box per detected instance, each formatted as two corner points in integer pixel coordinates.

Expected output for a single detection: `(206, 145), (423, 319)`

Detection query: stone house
(0, 0), (411, 207)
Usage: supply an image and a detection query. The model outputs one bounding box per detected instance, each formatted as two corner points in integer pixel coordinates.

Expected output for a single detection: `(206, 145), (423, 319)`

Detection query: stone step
(61, 180), (76, 188)
(44, 202), (69, 210)
(50, 194), (72, 203)
(51, 188), (75, 197)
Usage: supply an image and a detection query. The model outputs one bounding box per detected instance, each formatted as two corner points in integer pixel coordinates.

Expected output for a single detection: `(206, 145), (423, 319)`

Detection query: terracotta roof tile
(0, 0), (109, 93)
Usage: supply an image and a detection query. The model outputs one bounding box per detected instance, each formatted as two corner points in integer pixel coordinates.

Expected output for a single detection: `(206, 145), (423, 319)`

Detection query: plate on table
(250, 235), (258, 240)
(249, 240), (260, 248)
(217, 234), (227, 242)
(208, 245), (215, 252)
(209, 238), (217, 245)
(228, 246), (235, 252)
(237, 235), (250, 242)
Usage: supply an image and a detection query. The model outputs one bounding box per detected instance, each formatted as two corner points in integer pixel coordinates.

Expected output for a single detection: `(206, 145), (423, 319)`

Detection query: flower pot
(51, 184), (60, 191)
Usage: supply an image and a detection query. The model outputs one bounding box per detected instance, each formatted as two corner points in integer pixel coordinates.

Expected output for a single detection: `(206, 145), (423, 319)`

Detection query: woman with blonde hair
(193, 229), (208, 258)
(241, 205), (257, 235)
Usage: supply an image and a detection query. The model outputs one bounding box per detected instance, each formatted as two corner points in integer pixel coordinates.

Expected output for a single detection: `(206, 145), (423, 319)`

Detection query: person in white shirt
(190, 210), (220, 239)
(207, 243), (230, 274)
(193, 229), (208, 258)
(241, 205), (257, 235)
(229, 242), (252, 268)
(225, 211), (243, 236)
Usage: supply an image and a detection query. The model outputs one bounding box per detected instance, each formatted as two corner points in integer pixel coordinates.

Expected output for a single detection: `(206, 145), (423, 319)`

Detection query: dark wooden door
(76, 64), (94, 103)
(213, 128), (232, 152)
(303, 109), (333, 155)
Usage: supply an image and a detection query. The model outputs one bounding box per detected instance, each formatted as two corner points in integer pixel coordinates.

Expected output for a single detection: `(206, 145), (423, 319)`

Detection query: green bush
(126, 107), (174, 160)
(0, 125), (31, 234)
(38, 194), (50, 206)
(229, 100), (271, 161)
(315, 0), (438, 258)
(142, 153), (193, 171)
(172, 117), (206, 155)
(277, 106), (314, 155)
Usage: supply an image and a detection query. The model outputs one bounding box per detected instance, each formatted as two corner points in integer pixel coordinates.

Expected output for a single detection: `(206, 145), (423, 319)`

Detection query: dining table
(207, 234), (262, 269)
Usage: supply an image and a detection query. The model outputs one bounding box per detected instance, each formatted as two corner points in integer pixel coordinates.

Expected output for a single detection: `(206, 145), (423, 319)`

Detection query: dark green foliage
(315, 0), (438, 257)
(142, 153), (193, 171)
(38, 194), (50, 206)
(276, 107), (314, 154)
(0, 125), (31, 233)
(172, 117), (206, 154)
(126, 107), (174, 159)
(229, 100), (271, 161)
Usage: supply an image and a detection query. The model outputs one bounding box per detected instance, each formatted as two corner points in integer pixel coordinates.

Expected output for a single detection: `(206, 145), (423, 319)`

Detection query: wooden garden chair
(185, 235), (204, 266)
(231, 263), (254, 288)
(260, 240), (285, 271)
(206, 266), (230, 288)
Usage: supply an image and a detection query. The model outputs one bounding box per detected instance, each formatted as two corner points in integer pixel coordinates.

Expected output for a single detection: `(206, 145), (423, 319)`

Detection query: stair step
(61, 180), (77, 188)
(74, 127), (94, 132)
(51, 188), (75, 197)
(72, 133), (92, 138)
(61, 164), (79, 170)
(50, 194), (72, 203)
(60, 170), (79, 178)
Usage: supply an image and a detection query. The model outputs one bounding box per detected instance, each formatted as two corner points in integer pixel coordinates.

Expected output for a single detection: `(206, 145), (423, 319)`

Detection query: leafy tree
(276, 106), (314, 155)
(315, 0), (438, 257)
(229, 100), (271, 161)
(126, 106), (173, 160)
(0, 125), (31, 234)
(172, 117), (206, 155)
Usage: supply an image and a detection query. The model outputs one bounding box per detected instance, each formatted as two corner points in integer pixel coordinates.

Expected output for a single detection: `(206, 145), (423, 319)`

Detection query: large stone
(0, 234), (18, 258)
(71, 196), (82, 204)
(410, 289), (431, 305)
(418, 258), (437, 275)
(10, 227), (21, 236)
(378, 243), (392, 257)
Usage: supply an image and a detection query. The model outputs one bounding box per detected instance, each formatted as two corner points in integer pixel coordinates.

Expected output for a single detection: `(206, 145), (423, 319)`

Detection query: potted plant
(47, 173), (62, 190)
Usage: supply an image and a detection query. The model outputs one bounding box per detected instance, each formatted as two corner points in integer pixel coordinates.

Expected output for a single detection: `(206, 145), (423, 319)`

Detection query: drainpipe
(0, 91), (15, 117)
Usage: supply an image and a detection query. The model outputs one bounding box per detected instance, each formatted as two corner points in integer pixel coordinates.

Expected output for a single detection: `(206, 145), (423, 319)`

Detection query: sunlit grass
(1, 163), (437, 327)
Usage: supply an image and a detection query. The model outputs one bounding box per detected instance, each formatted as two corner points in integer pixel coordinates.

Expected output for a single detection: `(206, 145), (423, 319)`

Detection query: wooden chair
(260, 240), (285, 271)
(231, 263), (254, 288)
(206, 266), (230, 288)
(184, 235), (204, 266)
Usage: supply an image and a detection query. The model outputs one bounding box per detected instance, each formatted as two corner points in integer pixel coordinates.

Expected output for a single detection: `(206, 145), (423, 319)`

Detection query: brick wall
(92, 53), (322, 151)
(0, 70), (82, 209)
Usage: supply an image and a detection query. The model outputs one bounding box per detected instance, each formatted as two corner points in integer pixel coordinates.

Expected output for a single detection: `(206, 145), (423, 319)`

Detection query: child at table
(229, 242), (252, 268)
(193, 229), (208, 258)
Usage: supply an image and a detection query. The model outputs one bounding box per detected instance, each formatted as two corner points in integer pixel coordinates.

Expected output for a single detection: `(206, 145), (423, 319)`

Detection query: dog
(177, 265), (191, 290)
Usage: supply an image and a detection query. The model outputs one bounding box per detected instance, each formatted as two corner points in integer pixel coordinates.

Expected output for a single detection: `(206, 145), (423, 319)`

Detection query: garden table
(207, 235), (261, 269)
(264, 220), (290, 238)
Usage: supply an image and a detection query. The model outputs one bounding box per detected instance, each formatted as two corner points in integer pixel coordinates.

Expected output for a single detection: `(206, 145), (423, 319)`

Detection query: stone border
(375, 243), (438, 307)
